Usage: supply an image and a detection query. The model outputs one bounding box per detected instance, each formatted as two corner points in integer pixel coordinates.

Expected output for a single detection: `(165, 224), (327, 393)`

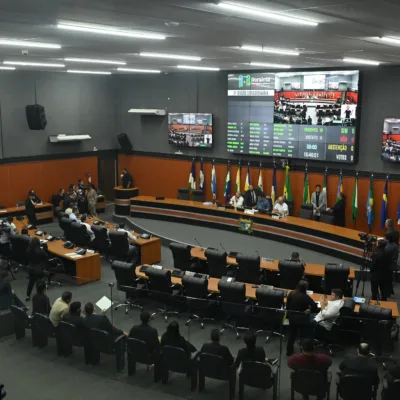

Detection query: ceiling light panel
(117, 68), (161, 73)
(4, 61), (64, 67)
(342, 57), (380, 66)
(0, 66), (15, 70)
(177, 65), (220, 71)
(140, 52), (201, 61)
(67, 70), (111, 75)
(240, 45), (299, 56)
(0, 39), (61, 49)
(65, 57), (126, 65)
(250, 62), (291, 69)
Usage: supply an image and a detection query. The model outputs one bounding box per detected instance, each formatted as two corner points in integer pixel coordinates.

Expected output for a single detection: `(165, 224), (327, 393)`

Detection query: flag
(397, 200), (400, 225)
(244, 164), (250, 191)
(199, 160), (204, 191)
(188, 159), (196, 193)
(336, 173), (343, 203)
(224, 163), (231, 201)
(211, 161), (217, 199)
(380, 178), (388, 228)
(366, 176), (374, 228)
(351, 176), (358, 220)
(283, 165), (293, 201)
(236, 163), (241, 193)
(303, 170), (310, 204)
(257, 165), (263, 192)
(271, 165), (277, 205)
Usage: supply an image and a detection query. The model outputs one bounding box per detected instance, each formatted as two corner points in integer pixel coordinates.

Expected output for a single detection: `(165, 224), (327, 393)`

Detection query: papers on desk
(96, 296), (112, 312)
(65, 252), (83, 258)
(203, 202), (213, 205)
(86, 249), (95, 254)
(40, 240), (48, 244)
(0, 210), (7, 213)
(244, 209), (255, 215)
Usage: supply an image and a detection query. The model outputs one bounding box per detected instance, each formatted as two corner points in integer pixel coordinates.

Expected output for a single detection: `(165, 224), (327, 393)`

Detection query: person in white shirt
(69, 207), (79, 221)
(117, 223), (138, 263)
(117, 222), (137, 242)
(314, 289), (344, 331)
(229, 191), (244, 208)
(273, 196), (289, 216)
(79, 214), (95, 242)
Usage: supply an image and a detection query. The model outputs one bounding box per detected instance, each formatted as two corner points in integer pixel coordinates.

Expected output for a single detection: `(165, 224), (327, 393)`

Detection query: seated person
(0, 269), (26, 310)
(234, 331), (266, 369)
(63, 191), (78, 211)
(69, 207), (79, 221)
(289, 251), (306, 266)
(229, 191), (244, 208)
(161, 321), (196, 356)
(255, 193), (271, 212)
(79, 214), (95, 241)
(0, 218), (16, 256)
(62, 301), (85, 332)
(21, 228), (29, 236)
(49, 291), (72, 327)
(314, 289), (344, 332)
(200, 328), (234, 367)
(273, 196), (289, 216)
(129, 311), (160, 355)
(117, 222), (136, 241)
(32, 280), (51, 315)
(117, 222), (138, 263)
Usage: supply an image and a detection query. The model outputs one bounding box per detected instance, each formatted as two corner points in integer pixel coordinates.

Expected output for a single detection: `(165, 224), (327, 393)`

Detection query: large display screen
(382, 118), (400, 163)
(227, 70), (360, 163)
(168, 113), (213, 148)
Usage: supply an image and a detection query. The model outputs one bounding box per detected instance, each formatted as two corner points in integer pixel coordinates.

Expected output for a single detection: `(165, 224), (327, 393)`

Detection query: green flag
(352, 176), (358, 220)
(303, 171), (310, 204)
(283, 165), (293, 201)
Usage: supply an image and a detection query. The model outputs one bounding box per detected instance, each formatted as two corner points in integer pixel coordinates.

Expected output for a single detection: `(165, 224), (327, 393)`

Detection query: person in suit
(200, 329), (234, 367)
(244, 185), (259, 208)
(32, 280), (51, 315)
(161, 321), (196, 356)
(0, 269), (25, 310)
(311, 184), (326, 221)
(63, 191), (78, 211)
(121, 168), (133, 189)
(25, 237), (48, 301)
(25, 189), (41, 226)
(385, 219), (399, 244)
(370, 239), (391, 301)
(52, 188), (65, 208)
(129, 311), (160, 355)
(234, 331), (266, 369)
(62, 301), (85, 332)
(385, 231), (399, 297)
(330, 192), (346, 227)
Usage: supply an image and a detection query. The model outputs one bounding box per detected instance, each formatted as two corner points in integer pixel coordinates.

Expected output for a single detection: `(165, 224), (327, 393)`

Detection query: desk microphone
(220, 242), (228, 253)
(194, 237), (205, 251)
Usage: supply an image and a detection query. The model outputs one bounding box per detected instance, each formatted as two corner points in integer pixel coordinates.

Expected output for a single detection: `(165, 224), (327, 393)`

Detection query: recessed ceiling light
(0, 66), (15, 70)
(4, 61), (64, 67)
(217, 2), (318, 26)
(379, 37), (400, 45)
(240, 45), (299, 56)
(65, 57), (126, 65)
(250, 62), (291, 69)
(342, 57), (380, 66)
(140, 52), (201, 61)
(0, 39), (61, 49)
(117, 67), (161, 73)
(57, 23), (166, 40)
(67, 70), (111, 75)
(177, 65), (220, 71)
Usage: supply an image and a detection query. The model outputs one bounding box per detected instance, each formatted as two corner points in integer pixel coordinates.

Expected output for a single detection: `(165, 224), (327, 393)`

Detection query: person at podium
(229, 191), (244, 208)
(25, 189), (42, 226)
(121, 168), (133, 189)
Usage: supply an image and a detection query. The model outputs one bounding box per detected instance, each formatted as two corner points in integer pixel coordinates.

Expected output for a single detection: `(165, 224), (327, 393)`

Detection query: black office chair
(178, 188), (190, 200)
(58, 321), (90, 362)
(182, 275), (215, 328)
(9, 235), (30, 271)
(31, 313), (62, 355)
(60, 217), (74, 241)
(192, 189), (205, 202)
(109, 230), (136, 263)
(161, 345), (197, 390)
(336, 373), (378, 400)
(205, 248), (228, 278)
(240, 361), (278, 400)
(382, 378), (400, 400)
(323, 264), (350, 294)
(54, 206), (62, 218)
(57, 211), (67, 221)
(70, 221), (91, 246)
(199, 352), (236, 399)
(145, 268), (181, 321)
(278, 260), (304, 289)
(255, 287), (285, 343)
(91, 225), (111, 255)
(286, 200), (294, 216)
(9, 305), (31, 340)
(291, 370), (331, 400)
(235, 254), (261, 285)
(112, 260), (144, 314)
(169, 242), (197, 272)
(320, 209), (335, 224)
(299, 203), (314, 220)
(16, 201), (25, 207)
(218, 280), (249, 338)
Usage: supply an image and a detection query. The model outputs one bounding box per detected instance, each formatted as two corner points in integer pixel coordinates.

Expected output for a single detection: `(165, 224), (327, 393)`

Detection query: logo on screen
(238, 75), (251, 88)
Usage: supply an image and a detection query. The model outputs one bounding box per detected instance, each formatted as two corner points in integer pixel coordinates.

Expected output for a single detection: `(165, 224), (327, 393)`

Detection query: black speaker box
(26, 104), (47, 130)
(117, 132), (133, 151)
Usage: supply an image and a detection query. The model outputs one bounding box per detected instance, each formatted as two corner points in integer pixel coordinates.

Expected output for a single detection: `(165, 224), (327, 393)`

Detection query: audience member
(49, 291), (72, 327)
(200, 329), (234, 367)
(0, 218), (16, 256)
(80, 214), (95, 241)
(62, 301), (85, 332)
(69, 207), (79, 221)
(161, 321), (196, 356)
(0, 269), (25, 310)
(87, 185), (98, 216)
(32, 280), (50, 315)
(385, 357), (400, 386)
(117, 223), (138, 263)
(234, 331), (266, 369)
(385, 219), (399, 244)
(21, 228), (29, 236)
(314, 289), (344, 332)
(25, 237), (48, 301)
(129, 311), (160, 354)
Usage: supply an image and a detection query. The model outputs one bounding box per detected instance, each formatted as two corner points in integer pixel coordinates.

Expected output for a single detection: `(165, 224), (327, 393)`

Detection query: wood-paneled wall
(119, 154), (399, 237)
(0, 157), (98, 207)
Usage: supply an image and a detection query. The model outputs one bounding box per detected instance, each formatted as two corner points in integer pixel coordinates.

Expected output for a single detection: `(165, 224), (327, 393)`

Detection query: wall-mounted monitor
(168, 113), (213, 148)
(382, 118), (400, 163)
(226, 70), (360, 163)
(291, 82), (301, 89)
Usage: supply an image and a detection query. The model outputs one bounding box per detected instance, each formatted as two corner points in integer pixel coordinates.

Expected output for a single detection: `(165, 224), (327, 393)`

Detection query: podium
(114, 186), (139, 215)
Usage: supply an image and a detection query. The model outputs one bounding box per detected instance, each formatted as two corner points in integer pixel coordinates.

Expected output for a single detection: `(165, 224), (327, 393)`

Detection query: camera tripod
(354, 243), (373, 297)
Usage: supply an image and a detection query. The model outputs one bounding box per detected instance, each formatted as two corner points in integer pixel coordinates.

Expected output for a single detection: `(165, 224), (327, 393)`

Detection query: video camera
(358, 232), (377, 252)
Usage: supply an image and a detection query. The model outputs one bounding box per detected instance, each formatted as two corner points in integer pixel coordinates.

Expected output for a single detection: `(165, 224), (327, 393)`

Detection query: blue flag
(366, 177), (374, 228)
(380, 178), (388, 228)
(336, 173), (343, 203)
(211, 161), (217, 199)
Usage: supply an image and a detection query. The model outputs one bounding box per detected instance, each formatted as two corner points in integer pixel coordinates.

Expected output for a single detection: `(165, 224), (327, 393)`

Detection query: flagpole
(353, 171), (358, 229)
(369, 171), (374, 233)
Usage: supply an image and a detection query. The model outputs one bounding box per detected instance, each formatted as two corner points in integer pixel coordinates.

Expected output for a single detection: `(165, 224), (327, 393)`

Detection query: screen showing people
(227, 70), (359, 163)
(168, 113), (213, 148)
(381, 118), (400, 163)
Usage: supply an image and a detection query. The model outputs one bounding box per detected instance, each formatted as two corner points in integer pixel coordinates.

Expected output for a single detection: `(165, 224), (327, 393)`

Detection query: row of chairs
(299, 204), (335, 224)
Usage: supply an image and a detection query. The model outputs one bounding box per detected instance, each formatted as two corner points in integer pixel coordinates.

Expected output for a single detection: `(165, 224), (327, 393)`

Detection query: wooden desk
(131, 196), (365, 263)
(14, 219), (101, 285)
(190, 247), (356, 280)
(115, 186), (139, 215)
(0, 202), (53, 224)
(135, 266), (399, 318)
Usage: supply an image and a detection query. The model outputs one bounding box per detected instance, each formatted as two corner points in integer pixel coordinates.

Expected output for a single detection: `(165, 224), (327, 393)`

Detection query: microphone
(220, 242), (228, 253)
(194, 237), (204, 251)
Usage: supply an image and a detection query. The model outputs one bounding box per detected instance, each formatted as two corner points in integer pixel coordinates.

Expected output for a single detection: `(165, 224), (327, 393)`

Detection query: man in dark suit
(244, 185), (259, 208)
(121, 168), (133, 189)
(234, 331), (266, 369)
(385, 231), (399, 296)
(129, 310), (160, 354)
(0, 269), (25, 311)
(62, 301), (85, 331)
(385, 219), (399, 244)
(200, 328), (234, 367)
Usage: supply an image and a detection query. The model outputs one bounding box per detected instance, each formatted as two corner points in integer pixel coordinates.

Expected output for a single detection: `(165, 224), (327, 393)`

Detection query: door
(98, 152), (117, 201)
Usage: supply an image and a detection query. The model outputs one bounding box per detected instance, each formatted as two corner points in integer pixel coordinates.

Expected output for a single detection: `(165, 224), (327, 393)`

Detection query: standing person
(87, 184), (98, 216)
(52, 188), (65, 208)
(25, 189), (41, 226)
(32, 280), (51, 315)
(121, 168), (133, 189)
(0, 218), (16, 257)
(330, 192), (346, 227)
(25, 237), (48, 301)
(370, 239), (390, 301)
(311, 184), (326, 221)
(385, 219), (399, 245)
(244, 185), (258, 208)
(384, 231), (399, 297)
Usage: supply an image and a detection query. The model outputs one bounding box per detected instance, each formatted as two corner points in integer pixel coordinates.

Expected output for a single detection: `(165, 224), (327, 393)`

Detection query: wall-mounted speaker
(117, 132), (133, 151)
(26, 104), (47, 130)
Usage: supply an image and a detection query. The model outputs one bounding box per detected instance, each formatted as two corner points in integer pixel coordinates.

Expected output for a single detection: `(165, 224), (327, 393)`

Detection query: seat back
(182, 275), (208, 312)
(278, 260), (304, 289)
(205, 248), (227, 278)
(177, 188), (190, 200)
(299, 203), (313, 220)
(57, 211), (67, 221)
(9, 235), (31, 265)
(338, 374), (375, 400)
(59, 321), (83, 346)
(112, 260), (137, 290)
(291, 370), (328, 397)
(60, 217), (74, 241)
(286, 200), (293, 216)
(90, 328), (113, 353)
(9, 305), (30, 325)
(235, 254), (261, 284)
(218, 280), (246, 316)
(109, 231), (129, 259)
(192, 189), (205, 202)
(324, 264), (350, 294)
(91, 225), (110, 252)
(146, 268), (173, 296)
(33, 313), (56, 337)
(199, 353), (229, 380)
(71, 222), (91, 246)
(162, 345), (189, 373)
(127, 337), (151, 364)
(385, 379), (400, 400)
(241, 361), (273, 389)
(256, 287), (285, 325)
(169, 242), (192, 271)
(320, 209), (335, 224)
(54, 206), (62, 218)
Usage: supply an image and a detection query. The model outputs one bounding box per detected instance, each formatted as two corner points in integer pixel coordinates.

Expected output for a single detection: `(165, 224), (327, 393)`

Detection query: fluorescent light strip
(250, 62), (291, 69)
(4, 61), (64, 67)
(0, 39), (61, 49)
(177, 65), (220, 71)
(379, 37), (400, 45)
(117, 67), (161, 73)
(140, 52), (201, 61)
(0, 66), (15, 70)
(240, 45), (299, 56)
(342, 57), (380, 66)
(57, 23), (165, 40)
(65, 57), (125, 65)
(67, 70), (111, 75)
(217, 2), (318, 26)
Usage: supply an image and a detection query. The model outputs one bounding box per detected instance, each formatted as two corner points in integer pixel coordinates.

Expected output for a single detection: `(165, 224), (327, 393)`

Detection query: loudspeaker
(26, 104), (47, 130)
(117, 132), (132, 151)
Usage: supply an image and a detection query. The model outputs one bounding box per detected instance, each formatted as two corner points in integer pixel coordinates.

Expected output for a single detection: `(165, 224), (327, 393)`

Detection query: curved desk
(115, 186), (139, 215)
(0, 202), (53, 224)
(130, 196), (365, 264)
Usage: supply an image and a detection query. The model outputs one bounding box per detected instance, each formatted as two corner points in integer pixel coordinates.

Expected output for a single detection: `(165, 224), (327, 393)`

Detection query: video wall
(382, 118), (400, 163)
(168, 113), (213, 148)
(226, 70), (360, 163)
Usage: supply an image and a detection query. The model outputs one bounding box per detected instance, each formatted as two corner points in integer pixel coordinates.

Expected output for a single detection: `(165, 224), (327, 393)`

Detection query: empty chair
(32, 313), (62, 355)
(70, 221), (91, 246)
(205, 248), (228, 278)
(278, 260), (304, 289)
(16, 201), (25, 207)
(60, 217), (73, 241)
(323, 264), (350, 294)
(177, 188), (190, 200)
(320, 209), (335, 224)
(169, 242), (197, 272)
(286, 200), (294, 216)
(192, 189), (205, 202)
(299, 203), (313, 220)
(91, 225), (111, 254)
(9, 305), (31, 340)
(336, 374), (378, 400)
(235, 254), (261, 285)
(291, 370), (331, 400)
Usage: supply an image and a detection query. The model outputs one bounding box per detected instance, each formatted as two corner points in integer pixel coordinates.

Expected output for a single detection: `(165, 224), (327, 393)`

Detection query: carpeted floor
(1, 203), (399, 400)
